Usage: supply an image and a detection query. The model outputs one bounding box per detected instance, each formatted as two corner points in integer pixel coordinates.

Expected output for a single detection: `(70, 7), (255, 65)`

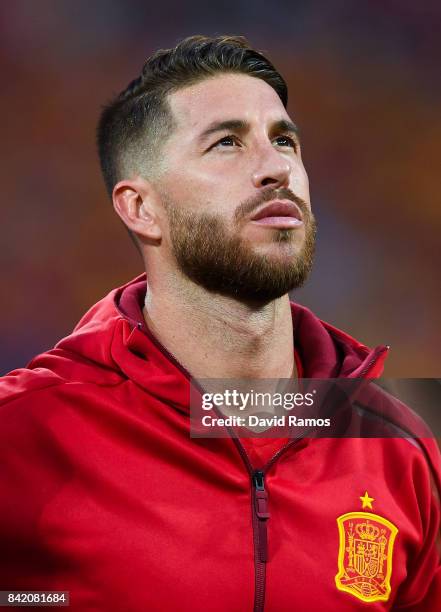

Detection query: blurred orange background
(1, 1), (440, 376)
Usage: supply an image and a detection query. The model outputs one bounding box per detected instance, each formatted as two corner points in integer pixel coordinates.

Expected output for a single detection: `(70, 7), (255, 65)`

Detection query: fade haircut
(96, 35), (288, 197)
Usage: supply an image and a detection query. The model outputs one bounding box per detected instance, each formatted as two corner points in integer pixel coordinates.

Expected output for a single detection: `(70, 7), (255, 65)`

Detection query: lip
(250, 200), (304, 228)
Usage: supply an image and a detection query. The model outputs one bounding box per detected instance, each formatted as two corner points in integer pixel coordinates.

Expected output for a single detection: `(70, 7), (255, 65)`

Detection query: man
(0, 35), (439, 611)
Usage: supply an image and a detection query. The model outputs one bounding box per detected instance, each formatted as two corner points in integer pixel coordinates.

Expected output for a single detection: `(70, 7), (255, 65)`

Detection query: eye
(274, 135), (298, 150)
(212, 135), (240, 148)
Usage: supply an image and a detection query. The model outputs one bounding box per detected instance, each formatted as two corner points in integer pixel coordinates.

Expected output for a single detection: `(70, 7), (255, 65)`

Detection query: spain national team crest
(335, 492), (398, 603)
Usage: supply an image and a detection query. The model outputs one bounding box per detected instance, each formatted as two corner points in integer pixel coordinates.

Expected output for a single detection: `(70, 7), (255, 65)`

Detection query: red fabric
(0, 274), (440, 611)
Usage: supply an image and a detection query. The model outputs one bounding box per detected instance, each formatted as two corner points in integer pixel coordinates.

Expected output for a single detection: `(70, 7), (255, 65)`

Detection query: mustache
(234, 187), (310, 222)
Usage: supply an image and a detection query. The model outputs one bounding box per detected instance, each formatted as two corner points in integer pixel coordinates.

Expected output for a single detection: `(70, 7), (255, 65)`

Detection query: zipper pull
(253, 470), (270, 562)
(253, 470), (270, 519)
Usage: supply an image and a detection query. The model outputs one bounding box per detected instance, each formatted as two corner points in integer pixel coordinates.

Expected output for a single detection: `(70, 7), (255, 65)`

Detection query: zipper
(229, 437), (266, 612)
(253, 470), (270, 563)
(231, 436), (303, 612)
(252, 469), (268, 612)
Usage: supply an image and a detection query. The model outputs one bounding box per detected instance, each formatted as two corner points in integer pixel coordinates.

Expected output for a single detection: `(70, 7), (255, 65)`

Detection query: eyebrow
(198, 119), (247, 143)
(197, 118), (300, 145)
(271, 119), (300, 140)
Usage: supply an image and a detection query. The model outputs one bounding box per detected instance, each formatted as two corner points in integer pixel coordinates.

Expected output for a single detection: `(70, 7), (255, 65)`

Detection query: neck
(143, 270), (296, 380)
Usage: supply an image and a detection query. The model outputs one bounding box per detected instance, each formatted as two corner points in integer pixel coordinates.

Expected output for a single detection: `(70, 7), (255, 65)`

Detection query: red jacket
(1, 274), (440, 611)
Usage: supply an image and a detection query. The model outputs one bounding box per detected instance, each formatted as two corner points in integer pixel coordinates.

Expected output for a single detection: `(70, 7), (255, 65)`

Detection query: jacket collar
(115, 274), (389, 383)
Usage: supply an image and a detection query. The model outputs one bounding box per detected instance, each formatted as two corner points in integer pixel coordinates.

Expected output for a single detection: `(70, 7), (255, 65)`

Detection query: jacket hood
(28, 274), (389, 410)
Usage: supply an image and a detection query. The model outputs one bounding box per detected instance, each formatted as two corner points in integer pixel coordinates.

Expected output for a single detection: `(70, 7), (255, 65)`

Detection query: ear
(112, 177), (162, 242)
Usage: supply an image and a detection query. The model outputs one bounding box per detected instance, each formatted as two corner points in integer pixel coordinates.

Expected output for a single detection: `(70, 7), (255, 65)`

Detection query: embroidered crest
(335, 493), (398, 603)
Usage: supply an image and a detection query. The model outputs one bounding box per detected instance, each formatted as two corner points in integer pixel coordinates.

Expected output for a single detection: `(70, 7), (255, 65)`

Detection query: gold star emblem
(360, 491), (374, 509)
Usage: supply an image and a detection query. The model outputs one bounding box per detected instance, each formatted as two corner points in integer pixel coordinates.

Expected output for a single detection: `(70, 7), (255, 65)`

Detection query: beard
(163, 188), (317, 303)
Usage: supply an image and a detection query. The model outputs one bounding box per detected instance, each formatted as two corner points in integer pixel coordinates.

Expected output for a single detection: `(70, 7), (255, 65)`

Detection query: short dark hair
(96, 35), (288, 197)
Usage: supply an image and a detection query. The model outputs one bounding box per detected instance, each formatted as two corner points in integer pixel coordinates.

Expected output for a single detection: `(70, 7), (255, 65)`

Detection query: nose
(251, 145), (291, 189)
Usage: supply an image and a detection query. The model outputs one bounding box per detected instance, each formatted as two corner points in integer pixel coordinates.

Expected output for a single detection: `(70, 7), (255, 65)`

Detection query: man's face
(152, 73), (316, 302)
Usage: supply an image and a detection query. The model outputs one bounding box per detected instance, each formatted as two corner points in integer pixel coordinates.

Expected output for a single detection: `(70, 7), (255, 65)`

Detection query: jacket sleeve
(395, 438), (441, 610)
